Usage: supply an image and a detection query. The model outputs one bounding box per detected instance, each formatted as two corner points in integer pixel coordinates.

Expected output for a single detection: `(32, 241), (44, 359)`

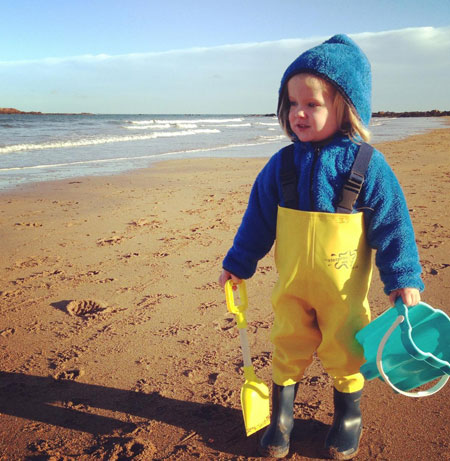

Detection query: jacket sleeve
(222, 154), (281, 279)
(361, 150), (424, 295)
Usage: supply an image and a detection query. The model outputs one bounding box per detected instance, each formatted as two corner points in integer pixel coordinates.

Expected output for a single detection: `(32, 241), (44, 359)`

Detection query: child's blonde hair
(277, 74), (371, 143)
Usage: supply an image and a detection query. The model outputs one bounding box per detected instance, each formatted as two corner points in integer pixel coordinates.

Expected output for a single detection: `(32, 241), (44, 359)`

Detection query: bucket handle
(376, 315), (449, 398)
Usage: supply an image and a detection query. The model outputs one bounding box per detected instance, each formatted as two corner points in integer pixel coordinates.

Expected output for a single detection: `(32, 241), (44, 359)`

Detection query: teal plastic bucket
(356, 299), (450, 397)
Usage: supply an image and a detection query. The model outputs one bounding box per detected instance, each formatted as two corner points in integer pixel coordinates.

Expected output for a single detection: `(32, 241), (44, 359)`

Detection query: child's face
(287, 74), (339, 143)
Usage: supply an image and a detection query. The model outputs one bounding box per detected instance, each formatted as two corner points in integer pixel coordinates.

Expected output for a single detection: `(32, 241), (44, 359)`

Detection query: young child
(218, 35), (423, 459)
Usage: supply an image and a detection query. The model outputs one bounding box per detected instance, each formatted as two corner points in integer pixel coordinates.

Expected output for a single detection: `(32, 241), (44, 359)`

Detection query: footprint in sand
(195, 282), (218, 291)
(207, 387), (236, 406)
(0, 327), (15, 337)
(137, 293), (176, 308)
(232, 351), (271, 374)
(208, 372), (219, 385)
(212, 317), (235, 332)
(128, 218), (163, 229)
(55, 368), (85, 381)
(257, 265), (274, 274)
(421, 260), (450, 276)
(14, 222), (42, 228)
(90, 435), (152, 460)
(296, 399), (324, 419)
(156, 323), (204, 338)
(251, 351), (271, 370)
(0, 289), (24, 299)
(247, 319), (271, 334)
(96, 236), (126, 246)
(27, 439), (65, 459)
(120, 252), (140, 261)
(13, 256), (55, 269)
(184, 259), (211, 269)
(132, 378), (153, 393)
(421, 240), (443, 249)
(303, 373), (331, 387)
(197, 301), (218, 314)
(66, 300), (109, 318)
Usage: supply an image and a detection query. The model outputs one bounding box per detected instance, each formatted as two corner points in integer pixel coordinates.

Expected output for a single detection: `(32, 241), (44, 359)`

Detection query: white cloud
(1, 27), (449, 113)
(353, 27), (450, 111)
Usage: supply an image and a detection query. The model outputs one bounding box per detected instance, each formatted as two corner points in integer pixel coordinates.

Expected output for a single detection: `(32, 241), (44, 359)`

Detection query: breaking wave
(0, 129), (221, 155)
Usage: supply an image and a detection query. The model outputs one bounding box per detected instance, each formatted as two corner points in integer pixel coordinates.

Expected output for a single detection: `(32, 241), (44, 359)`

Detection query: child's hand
(218, 269), (242, 289)
(389, 287), (421, 307)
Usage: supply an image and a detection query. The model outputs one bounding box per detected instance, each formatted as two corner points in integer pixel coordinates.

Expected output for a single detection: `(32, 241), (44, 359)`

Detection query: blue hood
(279, 34), (372, 126)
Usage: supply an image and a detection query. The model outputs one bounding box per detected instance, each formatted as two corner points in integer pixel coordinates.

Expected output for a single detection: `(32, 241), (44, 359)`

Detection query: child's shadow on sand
(0, 371), (328, 458)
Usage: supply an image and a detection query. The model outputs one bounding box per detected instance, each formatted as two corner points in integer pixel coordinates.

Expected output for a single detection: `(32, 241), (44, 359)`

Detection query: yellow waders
(271, 206), (372, 393)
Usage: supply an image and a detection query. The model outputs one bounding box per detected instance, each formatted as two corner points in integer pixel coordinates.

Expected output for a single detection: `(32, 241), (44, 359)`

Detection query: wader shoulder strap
(336, 142), (374, 214)
(280, 144), (298, 209)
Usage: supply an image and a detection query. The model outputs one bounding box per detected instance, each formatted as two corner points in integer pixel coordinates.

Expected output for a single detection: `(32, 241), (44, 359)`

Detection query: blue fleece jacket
(223, 34), (424, 295)
(223, 135), (424, 295)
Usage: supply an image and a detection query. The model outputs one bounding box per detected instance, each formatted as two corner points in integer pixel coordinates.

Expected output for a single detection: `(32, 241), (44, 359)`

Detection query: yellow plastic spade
(225, 280), (270, 436)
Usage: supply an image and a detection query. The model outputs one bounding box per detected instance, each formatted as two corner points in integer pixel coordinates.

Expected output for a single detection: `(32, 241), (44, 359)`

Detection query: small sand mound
(66, 299), (108, 317)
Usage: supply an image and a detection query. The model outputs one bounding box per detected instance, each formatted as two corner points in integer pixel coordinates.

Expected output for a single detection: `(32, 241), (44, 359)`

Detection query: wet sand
(0, 127), (449, 460)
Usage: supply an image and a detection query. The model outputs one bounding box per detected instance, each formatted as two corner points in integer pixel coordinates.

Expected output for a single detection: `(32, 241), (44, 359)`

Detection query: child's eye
(289, 101), (297, 107)
(308, 102), (318, 108)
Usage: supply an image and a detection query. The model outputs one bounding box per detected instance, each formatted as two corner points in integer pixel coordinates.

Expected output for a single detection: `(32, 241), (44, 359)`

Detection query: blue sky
(1, 0), (449, 113)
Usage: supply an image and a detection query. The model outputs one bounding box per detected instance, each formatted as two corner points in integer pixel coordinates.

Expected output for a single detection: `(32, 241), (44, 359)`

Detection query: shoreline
(1, 122), (449, 197)
(1, 128), (449, 459)
(1, 116), (448, 195)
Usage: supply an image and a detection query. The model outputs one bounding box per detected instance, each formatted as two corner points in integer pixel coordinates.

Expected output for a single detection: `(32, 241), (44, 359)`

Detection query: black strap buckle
(336, 143), (373, 214)
(347, 170), (365, 192)
(337, 170), (365, 212)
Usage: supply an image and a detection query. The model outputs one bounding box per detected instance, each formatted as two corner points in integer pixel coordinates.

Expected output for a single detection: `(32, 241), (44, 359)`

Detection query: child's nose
(296, 109), (306, 118)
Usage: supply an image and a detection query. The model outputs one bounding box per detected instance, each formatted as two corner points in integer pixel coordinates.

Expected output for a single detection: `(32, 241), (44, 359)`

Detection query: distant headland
(0, 108), (94, 115)
(372, 110), (450, 117)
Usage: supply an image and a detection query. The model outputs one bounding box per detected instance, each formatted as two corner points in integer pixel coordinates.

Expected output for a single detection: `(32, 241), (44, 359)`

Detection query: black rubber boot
(325, 388), (363, 460)
(258, 382), (299, 458)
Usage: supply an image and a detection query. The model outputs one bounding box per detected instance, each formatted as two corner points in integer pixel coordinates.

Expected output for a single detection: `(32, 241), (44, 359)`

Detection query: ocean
(0, 114), (447, 192)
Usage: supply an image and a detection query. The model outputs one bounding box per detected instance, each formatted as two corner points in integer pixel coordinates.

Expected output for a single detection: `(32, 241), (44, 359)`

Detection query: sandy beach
(1, 127), (449, 460)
